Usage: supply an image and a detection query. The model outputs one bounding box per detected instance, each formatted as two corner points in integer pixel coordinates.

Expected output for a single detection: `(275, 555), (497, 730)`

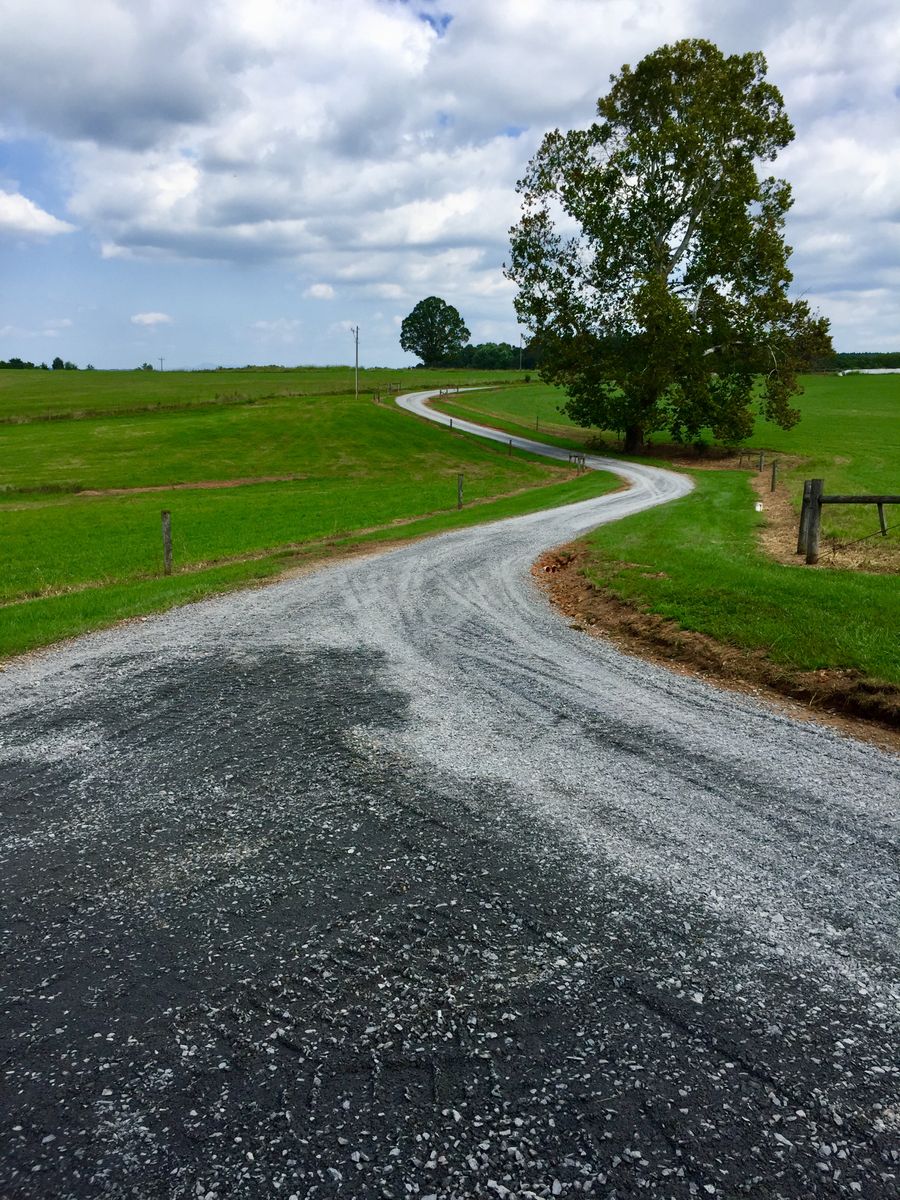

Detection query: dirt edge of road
(534, 542), (900, 754)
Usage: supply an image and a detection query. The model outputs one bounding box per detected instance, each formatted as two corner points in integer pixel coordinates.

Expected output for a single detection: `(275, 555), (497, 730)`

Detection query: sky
(0, 0), (898, 369)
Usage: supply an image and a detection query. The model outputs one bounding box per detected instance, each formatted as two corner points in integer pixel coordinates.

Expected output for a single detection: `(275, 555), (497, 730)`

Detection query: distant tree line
(810, 351), (900, 371)
(444, 340), (541, 370)
(399, 296), (540, 369)
(0, 356), (84, 370)
(0, 357), (100, 370)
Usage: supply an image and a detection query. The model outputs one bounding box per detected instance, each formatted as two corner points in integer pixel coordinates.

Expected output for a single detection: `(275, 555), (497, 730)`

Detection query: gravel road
(1, 391), (898, 1199)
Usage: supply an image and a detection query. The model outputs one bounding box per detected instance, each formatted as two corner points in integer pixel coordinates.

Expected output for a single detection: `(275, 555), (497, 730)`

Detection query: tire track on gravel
(0, 390), (897, 1199)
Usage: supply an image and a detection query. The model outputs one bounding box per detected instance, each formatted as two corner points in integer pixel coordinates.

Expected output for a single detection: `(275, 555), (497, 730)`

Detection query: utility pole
(350, 326), (359, 399)
(158, 357), (164, 372)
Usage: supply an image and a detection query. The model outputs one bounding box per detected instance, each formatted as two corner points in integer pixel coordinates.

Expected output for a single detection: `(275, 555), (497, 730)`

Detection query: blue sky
(1, 0), (898, 368)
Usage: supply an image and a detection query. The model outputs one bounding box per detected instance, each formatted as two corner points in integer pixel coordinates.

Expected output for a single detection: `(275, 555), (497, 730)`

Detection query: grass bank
(0, 470), (617, 660)
(435, 374), (900, 544)
(434, 383), (591, 453)
(579, 470), (898, 687)
(0, 367), (619, 658)
(434, 378), (899, 717)
(0, 365), (528, 423)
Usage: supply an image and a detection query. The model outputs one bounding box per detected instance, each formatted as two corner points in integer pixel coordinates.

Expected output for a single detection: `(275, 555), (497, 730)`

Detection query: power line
(350, 325), (359, 399)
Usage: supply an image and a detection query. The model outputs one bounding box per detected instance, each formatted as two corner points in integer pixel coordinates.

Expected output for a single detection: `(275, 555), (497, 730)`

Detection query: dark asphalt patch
(1, 648), (897, 1198)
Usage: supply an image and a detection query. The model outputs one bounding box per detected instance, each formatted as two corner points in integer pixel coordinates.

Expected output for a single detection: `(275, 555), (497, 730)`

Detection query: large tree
(400, 296), (470, 367)
(507, 38), (832, 452)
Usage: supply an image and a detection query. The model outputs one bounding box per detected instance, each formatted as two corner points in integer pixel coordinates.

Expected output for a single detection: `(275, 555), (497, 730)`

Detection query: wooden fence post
(508, 439), (512, 456)
(457, 473), (464, 510)
(805, 479), (824, 565)
(757, 450), (765, 471)
(878, 503), (887, 535)
(796, 479), (812, 555)
(770, 460), (779, 491)
(161, 510), (173, 576)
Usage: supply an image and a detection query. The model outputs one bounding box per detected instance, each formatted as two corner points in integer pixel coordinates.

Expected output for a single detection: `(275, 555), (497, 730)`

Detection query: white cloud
(370, 283), (406, 300)
(1, 0), (899, 347)
(250, 317), (302, 343)
(0, 189), (74, 236)
(0, 318), (74, 340)
(130, 311), (173, 326)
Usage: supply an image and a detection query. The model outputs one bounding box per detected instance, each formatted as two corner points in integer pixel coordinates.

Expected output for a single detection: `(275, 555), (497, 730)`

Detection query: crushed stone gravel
(1, 391), (897, 1198)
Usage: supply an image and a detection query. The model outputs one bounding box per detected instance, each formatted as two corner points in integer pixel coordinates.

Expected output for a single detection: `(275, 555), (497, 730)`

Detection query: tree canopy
(445, 340), (541, 370)
(400, 296), (470, 367)
(507, 38), (832, 451)
(0, 357), (38, 369)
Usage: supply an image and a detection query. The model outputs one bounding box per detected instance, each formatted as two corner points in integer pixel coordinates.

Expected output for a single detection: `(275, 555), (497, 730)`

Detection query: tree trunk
(624, 424), (643, 453)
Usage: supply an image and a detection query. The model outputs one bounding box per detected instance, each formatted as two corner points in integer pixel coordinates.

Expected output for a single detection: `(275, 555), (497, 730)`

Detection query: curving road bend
(1, 390), (898, 1199)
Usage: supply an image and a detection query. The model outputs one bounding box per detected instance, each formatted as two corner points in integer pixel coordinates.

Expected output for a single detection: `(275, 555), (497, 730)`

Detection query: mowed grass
(0, 365), (527, 422)
(435, 375), (899, 689)
(582, 471), (900, 685)
(753, 373), (900, 540)
(0, 368), (619, 658)
(440, 374), (900, 538)
(436, 383), (592, 448)
(1, 388), (555, 495)
(3, 454), (572, 601)
(0, 471), (616, 660)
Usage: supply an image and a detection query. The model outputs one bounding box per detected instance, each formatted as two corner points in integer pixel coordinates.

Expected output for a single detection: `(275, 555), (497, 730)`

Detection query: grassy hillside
(432, 375), (899, 695)
(435, 374), (900, 540)
(435, 382), (586, 447)
(581, 471), (900, 686)
(0, 368), (618, 659)
(0, 365), (525, 422)
(1, 391), (542, 494)
(753, 373), (899, 540)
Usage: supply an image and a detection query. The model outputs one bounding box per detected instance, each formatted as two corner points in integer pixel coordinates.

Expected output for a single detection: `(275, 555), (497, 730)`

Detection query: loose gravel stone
(0, 392), (897, 1198)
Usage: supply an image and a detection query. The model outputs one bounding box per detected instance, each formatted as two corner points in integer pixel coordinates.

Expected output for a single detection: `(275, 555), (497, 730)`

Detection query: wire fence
(797, 479), (899, 564)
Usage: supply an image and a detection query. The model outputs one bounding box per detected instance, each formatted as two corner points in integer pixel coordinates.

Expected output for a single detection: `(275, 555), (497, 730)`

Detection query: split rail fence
(796, 479), (900, 564)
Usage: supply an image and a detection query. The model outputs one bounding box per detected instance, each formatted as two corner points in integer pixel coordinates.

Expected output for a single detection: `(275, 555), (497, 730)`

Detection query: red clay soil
(533, 544), (900, 753)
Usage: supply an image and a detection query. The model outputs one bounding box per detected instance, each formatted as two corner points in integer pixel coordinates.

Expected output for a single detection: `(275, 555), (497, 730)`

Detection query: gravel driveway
(1, 392), (898, 1198)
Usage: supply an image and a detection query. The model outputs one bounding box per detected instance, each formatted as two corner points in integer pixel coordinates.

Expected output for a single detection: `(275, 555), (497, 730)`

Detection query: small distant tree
(51, 356), (64, 370)
(138, 362), (155, 371)
(63, 361), (78, 370)
(507, 38), (832, 451)
(400, 296), (470, 367)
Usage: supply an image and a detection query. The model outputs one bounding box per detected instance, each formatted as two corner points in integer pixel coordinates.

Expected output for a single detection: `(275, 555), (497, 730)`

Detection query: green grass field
(436, 382), (588, 447)
(0, 367), (618, 659)
(753, 373), (899, 540)
(582, 471), (900, 685)
(0, 391), (541, 494)
(0, 472), (614, 660)
(3, 364), (896, 691)
(433, 374), (899, 691)
(436, 374), (900, 540)
(0, 365), (526, 422)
